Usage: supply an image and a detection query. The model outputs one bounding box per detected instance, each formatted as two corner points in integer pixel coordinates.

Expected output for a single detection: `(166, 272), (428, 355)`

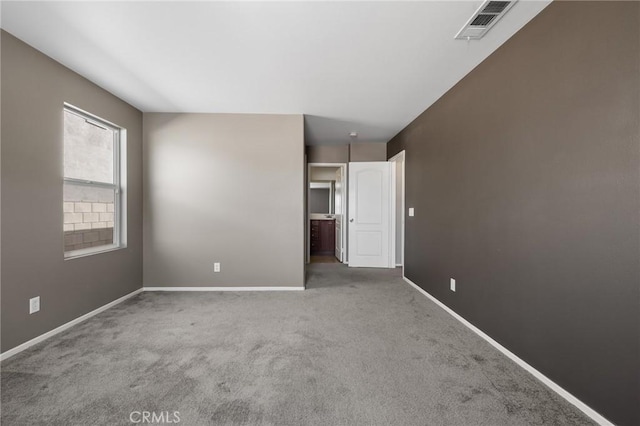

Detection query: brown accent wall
(387, 2), (639, 425)
(1, 31), (143, 353)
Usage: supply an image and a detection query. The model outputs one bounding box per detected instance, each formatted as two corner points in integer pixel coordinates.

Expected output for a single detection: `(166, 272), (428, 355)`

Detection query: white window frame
(63, 104), (127, 259)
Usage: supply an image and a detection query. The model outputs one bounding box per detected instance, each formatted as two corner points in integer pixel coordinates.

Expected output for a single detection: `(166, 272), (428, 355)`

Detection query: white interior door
(348, 162), (391, 268)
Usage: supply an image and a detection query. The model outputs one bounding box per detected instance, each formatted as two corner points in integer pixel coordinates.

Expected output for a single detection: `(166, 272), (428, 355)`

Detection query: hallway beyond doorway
(310, 255), (340, 264)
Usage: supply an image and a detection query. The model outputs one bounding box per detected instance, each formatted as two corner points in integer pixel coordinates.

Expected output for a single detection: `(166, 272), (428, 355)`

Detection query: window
(63, 105), (126, 258)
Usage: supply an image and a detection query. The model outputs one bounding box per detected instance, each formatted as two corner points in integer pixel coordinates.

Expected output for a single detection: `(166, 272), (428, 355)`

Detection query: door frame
(307, 163), (348, 264)
(389, 150), (406, 269)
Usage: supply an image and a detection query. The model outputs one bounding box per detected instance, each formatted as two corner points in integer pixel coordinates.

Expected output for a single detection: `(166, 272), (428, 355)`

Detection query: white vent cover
(455, 0), (517, 40)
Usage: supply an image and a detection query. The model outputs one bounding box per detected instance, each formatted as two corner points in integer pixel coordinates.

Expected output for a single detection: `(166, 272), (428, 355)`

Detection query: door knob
(349, 218), (354, 222)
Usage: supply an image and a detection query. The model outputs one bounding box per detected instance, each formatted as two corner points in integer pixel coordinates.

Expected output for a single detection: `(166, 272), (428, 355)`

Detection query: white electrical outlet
(214, 262), (221, 273)
(29, 296), (40, 314)
(450, 278), (456, 292)
(408, 207), (415, 217)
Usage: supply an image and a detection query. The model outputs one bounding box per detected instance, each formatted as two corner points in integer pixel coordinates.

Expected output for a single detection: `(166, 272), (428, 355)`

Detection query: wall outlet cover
(214, 262), (221, 272)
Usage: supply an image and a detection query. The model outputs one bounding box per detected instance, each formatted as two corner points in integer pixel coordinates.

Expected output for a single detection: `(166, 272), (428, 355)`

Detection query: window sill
(64, 244), (125, 260)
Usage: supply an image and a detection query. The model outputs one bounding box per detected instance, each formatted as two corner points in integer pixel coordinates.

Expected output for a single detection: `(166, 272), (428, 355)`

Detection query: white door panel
(348, 162), (391, 268)
(355, 231), (382, 256)
(356, 170), (383, 224)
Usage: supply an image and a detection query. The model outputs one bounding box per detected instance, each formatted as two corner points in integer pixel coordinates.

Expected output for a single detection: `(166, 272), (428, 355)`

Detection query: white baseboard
(143, 286), (305, 291)
(0, 288), (143, 362)
(402, 276), (612, 426)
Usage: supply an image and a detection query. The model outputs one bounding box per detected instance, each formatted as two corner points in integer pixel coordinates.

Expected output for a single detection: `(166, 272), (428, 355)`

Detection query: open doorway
(389, 151), (405, 269)
(307, 163), (347, 264)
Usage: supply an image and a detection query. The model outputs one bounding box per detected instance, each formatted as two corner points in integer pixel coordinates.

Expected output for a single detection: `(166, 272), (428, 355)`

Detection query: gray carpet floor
(1, 264), (594, 425)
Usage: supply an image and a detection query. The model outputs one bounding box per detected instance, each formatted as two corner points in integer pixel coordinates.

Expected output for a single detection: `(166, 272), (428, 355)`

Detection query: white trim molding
(402, 276), (613, 426)
(143, 287), (305, 292)
(0, 288), (143, 362)
(388, 150), (405, 269)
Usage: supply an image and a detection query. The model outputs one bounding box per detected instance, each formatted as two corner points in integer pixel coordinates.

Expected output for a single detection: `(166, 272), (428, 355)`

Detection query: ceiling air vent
(455, 0), (517, 40)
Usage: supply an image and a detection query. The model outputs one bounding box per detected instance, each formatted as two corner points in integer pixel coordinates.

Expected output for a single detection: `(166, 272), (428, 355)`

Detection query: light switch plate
(408, 208), (415, 217)
(450, 278), (456, 292)
(29, 296), (40, 314)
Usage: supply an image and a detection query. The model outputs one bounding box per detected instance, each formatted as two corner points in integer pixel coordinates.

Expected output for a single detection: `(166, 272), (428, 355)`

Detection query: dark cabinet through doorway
(310, 220), (335, 255)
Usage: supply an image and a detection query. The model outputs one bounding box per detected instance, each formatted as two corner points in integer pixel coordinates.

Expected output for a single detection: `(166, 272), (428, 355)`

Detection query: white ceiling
(1, 1), (550, 145)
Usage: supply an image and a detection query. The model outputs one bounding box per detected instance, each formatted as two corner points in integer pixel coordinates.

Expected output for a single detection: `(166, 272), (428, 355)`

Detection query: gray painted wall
(309, 189), (330, 214)
(1, 31), (143, 353)
(144, 113), (305, 288)
(349, 143), (386, 162)
(306, 143), (386, 163)
(310, 167), (339, 181)
(306, 145), (349, 163)
(387, 2), (639, 425)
